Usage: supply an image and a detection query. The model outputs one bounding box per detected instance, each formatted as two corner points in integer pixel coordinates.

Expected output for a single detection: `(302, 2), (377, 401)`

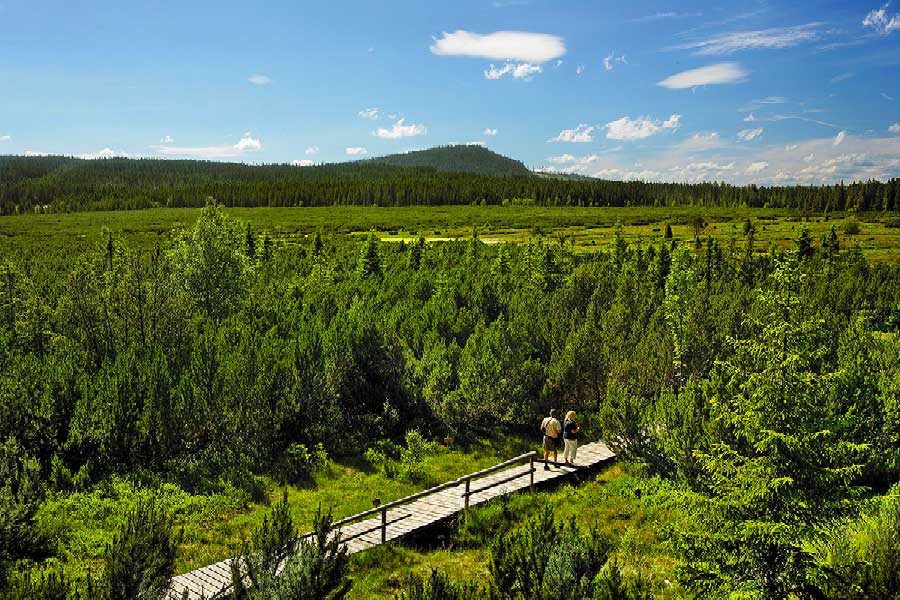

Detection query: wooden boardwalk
(168, 441), (615, 599)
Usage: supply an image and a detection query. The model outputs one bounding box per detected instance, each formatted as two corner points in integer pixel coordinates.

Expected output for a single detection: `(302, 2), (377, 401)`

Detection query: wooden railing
(330, 451), (539, 542)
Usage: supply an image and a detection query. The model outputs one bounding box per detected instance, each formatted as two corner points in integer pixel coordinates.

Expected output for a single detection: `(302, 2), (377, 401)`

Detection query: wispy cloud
(882, 92), (895, 100)
(0, 134), (10, 142)
(345, 147), (368, 156)
(358, 107), (381, 120)
(483, 128), (498, 136)
(291, 159), (315, 167)
(305, 146), (320, 155)
(830, 72), (855, 84)
(737, 127), (763, 141)
(575, 64), (585, 75)
(671, 23), (822, 55)
(632, 11), (702, 23)
(863, 3), (900, 35)
(373, 118), (427, 139)
(549, 124), (595, 143)
(889, 123), (900, 133)
(605, 115), (681, 140)
(657, 62), (748, 89)
(484, 62), (542, 80)
(248, 74), (273, 85)
(430, 30), (566, 63)
(679, 131), (724, 150)
(746, 161), (769, 173)
(603, 53), (627, 71)
(744, 112), (838, 128)
(738, 96), (787, 112)
(834, 130), (847, 146)
(159, 135), (174, 143)
(153, 134), (262, 159)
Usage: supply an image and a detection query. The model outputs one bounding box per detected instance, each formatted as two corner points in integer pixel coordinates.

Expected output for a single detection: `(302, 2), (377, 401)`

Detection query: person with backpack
(563, 410), (580, 465)
(540, 408), (562, 470)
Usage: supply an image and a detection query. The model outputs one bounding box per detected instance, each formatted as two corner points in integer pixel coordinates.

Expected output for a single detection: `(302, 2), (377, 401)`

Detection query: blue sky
(1, 0), (899, 184)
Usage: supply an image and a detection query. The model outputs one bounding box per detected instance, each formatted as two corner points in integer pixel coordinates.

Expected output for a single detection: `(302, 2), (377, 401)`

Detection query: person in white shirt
(540, 408), (562, 469)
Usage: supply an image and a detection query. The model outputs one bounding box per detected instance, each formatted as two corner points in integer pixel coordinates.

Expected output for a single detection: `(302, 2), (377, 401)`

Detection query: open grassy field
(2, 205), (899, 261)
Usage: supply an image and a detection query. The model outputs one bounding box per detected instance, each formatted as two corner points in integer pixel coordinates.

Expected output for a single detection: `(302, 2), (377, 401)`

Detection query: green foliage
(394, 569), (482, 600)
(0, 437), (46, 589)
(489, 507), (614, 600)
(284, 443), (329, 484)
(102, 497), (179, 600)
(231, 497), (350, 600)
(364, 431), (437, 484)
(813, 486), (900, 599)
(844, 217), (861, 236)
(593, 561), (653, 600)
(5, 567), (71, 600)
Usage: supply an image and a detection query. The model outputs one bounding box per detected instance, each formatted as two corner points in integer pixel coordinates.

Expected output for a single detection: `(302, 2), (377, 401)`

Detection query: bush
(5, 567), (70, 600)
(0, 437), (47, 590)
(364, 431), (436, 484)
(231, 494), (350, 600)
(489, 507), (613, 600)
(102, 497), (180, 600)
(843, 217), (861, 235)
(284, 443), (328, 484)
(395, 569), (482, 600)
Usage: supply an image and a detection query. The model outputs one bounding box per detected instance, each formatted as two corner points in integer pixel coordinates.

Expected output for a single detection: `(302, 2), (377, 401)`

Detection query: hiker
(540, 408), (562, 469)
(563, 410), (580, 465)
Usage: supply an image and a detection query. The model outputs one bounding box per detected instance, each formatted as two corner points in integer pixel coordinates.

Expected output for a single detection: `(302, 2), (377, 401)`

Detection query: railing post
(529, 454), (534, 492)
(464, 477), (471, 509)
(381, 507), (387, 543)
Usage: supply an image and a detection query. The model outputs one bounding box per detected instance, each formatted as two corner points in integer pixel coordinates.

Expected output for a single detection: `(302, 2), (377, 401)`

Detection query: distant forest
(1, 149), (899, 215)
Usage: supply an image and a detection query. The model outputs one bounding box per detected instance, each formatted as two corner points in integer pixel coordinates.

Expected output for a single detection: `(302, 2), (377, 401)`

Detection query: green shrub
(5, 567), (70, 600)
(844, 217), (861, 235)
(284, 443), (328, 484)
(102, 497), (180, 600)
(232, 494), (350, 600)
(0, 437), (47, 590)
(395, 569), (482, 600)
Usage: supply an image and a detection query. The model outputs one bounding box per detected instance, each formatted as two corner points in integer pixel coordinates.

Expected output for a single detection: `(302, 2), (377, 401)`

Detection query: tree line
(1, 155), (899, 214)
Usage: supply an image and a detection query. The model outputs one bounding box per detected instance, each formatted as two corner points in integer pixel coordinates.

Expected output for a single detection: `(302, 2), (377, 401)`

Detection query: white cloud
(483, 128), (498, 136)
(248, 74), (273, 85)
(830, 72), (855, 84)
(804, 153), (815, 162)
(864, 3), (900, 35)
(358, 107), (381, 120)
(680, 131), (723, 150)
(549, 124), (595, 143)
(305, 146), (320, 155)
(737, 127), (763, 141)
(746, 161), (769, 173)
(0, 134), (10, 142)
(291, 159), (315, 167)
(632, 11), (703, 22)
(605, 114), (681, 140)
(672, 23), (822, 55)
(485, 62), (542, 80)
(430, 30), (566, 63)
(153, 134), (263, 159)
(546, 154), (576, 164)
(160, 135), (174, 143)
(24, 150), (49, 157)
(834, 130), (847, 146)
(883, 92), (895, 100)
(685, 161), (734, 171)
(603, 53), (626, 71)
(373, 118), (427, 139)
(575, 64), (585, 75)
(657, 62), (748, 89)
(738, 97), (787, 112)
(76, 148), (126, 159)
(889, 123), (900, 133)
(345, 147), (368, 155)
(464, 141), (486, 146)
(555, 59), (564, 68)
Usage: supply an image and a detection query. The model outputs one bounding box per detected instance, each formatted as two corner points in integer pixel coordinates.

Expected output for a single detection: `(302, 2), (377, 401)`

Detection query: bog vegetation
(1, 199), (899, 598)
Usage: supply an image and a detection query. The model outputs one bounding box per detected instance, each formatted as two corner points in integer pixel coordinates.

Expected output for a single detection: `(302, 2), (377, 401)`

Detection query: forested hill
(366, 144), (531, 176)
(0, 153), (899, 214)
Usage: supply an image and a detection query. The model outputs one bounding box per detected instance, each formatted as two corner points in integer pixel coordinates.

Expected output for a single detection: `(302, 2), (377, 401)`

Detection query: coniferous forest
(2, 151), (900, 215)
(1, 195), (899, 597)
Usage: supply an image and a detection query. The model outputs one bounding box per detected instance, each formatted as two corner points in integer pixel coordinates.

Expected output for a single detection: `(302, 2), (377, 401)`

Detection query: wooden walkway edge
(168, 441), (616, 599)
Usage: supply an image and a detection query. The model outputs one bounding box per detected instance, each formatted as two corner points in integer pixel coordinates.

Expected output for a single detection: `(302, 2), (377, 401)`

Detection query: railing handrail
(331, 450), (538, 528)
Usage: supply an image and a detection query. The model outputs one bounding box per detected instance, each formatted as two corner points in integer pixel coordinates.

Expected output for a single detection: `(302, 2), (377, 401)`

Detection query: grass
(31, 440), (520, 587)
(2, 205), (899, 261)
